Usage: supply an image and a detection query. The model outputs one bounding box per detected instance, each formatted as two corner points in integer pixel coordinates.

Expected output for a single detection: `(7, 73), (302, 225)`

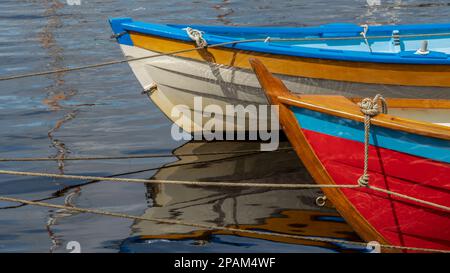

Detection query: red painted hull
(303, 129), (450, 251)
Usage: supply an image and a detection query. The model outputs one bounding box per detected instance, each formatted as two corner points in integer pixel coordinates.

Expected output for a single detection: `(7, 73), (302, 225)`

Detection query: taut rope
(0, 168), (448, 211)
(2, 31), (450, 82)
(368, 185), (450, 212)
(0, 169), (360, 189)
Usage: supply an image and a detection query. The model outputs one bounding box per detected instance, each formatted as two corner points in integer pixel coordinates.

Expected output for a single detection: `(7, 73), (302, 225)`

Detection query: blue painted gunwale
(109, 17), (450, 65)
(291, 107), (450, 164)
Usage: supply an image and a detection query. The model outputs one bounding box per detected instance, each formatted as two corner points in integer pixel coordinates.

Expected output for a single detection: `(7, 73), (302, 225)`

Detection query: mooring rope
(368, 185), (450, 212)
(2, 31), (450, 82)
(357, 94), (387, 187)
(0, 147), (292, 162)
(185, 27), (208, 48)
(0, 39), (241, 82)
(356, 95), (450, 212)
(0, 169), (448, 211)
(0, 196), (447, 253)
(0, 170), (359, 189)
(0, 153), (259, 210)
(360, 24), (373, 53)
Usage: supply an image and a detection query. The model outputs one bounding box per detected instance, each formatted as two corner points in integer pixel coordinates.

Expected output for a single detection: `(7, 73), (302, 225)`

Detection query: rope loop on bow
(185, 27), (208, 48)
(358, 93), (387, 117)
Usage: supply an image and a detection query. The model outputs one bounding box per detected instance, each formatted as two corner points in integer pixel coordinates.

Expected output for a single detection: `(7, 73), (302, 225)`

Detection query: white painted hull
(389, 108), (450, 127)
(120, 45), (450, 133)
(121, 45), (272, 133)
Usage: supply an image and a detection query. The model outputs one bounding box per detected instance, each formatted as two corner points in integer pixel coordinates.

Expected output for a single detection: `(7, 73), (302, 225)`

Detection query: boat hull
(249, 58), (450, 252)
(289, 104), (450, 252)
(298, 125), (450, 251)
(120, 42), (450, 133)
(129, 31), (450, 88)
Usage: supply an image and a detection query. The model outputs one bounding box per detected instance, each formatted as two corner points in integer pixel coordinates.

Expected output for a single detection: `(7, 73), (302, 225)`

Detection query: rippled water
(0, 0), (448, 253)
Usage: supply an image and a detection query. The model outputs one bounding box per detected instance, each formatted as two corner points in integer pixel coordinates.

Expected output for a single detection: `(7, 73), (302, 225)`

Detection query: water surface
(0, 0), (448, 253)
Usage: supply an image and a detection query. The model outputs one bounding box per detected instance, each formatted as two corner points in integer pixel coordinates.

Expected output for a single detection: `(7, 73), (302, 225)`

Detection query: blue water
(0, 0), (448, 253)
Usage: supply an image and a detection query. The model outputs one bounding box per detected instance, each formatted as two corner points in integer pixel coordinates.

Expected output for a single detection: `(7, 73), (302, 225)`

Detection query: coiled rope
(0, 196), (447, 253)
(185, 27), (208, 48)
(2, 31), (450, 82)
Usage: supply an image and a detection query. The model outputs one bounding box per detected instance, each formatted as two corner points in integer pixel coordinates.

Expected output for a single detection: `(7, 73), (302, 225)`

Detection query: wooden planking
(129, 31), (450, 87)
(249, 58), (399, 252)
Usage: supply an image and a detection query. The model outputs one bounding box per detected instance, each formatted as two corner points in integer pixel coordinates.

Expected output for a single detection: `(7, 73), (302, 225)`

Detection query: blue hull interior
(109, 18), (450, 64)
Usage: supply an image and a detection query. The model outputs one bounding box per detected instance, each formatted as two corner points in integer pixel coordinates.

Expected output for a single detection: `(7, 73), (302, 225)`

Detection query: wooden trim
(129, 32), (450, 87)
(349, 98), (450, 109)
(277, 94), (450, 140)
(249, 58), (400, 253)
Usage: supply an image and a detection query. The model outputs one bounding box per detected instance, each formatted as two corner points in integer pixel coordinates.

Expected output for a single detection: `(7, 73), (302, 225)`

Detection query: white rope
(360, 24), (373, 53)
(184, 27), (208, 48)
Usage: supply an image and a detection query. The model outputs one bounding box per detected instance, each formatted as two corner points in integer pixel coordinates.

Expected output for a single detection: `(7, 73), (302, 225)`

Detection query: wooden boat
(127, 140), (364, 253)
(109, 18), (450, 133)
(249, 58), (450, 252)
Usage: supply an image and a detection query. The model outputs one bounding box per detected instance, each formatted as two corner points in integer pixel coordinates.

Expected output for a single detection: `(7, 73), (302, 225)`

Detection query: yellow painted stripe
(129, 32), (450, 87)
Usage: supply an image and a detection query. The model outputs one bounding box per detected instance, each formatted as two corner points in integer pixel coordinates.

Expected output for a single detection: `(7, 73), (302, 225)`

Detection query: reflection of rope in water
(0, 196), (447, 253)
(39, 0), (80, 251)
(39, 0), (77, 176)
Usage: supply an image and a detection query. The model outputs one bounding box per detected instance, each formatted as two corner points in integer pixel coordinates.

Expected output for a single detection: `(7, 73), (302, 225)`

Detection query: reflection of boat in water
(121, 140), (364, 253)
